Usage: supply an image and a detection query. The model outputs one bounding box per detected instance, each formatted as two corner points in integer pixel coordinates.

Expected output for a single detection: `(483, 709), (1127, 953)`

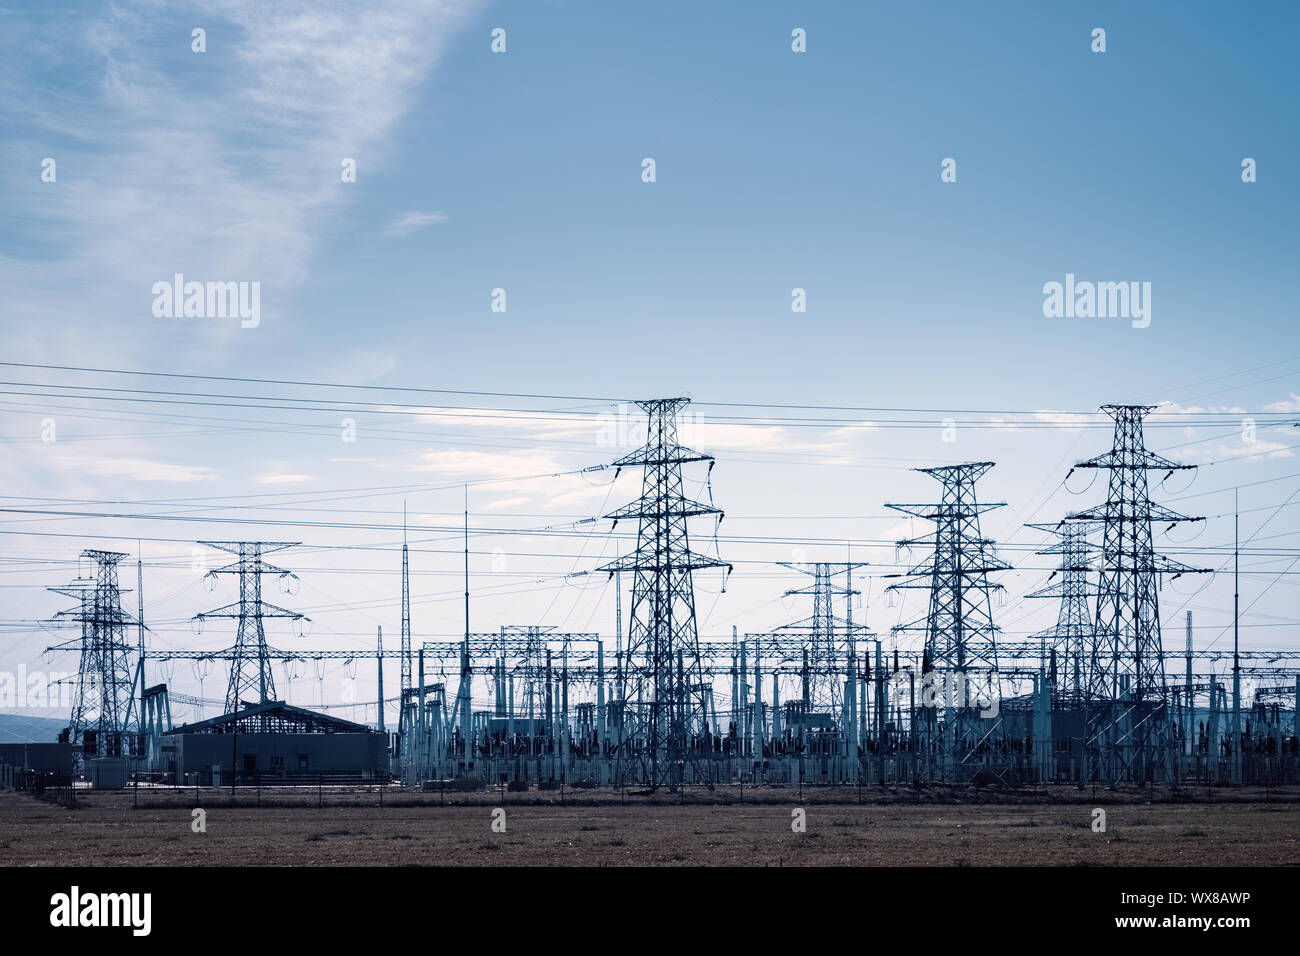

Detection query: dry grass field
(2, 786), (1297, 866)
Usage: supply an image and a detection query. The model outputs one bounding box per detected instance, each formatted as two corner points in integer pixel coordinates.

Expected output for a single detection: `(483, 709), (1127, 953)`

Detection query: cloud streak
(0, 0), (481, 362)
(383, 210), (449, 238)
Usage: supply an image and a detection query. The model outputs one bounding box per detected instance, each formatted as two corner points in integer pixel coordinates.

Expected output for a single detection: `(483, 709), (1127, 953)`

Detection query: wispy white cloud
(480, 496), (530, 510)
(1263, 393), (1300, 414)
(256, 472), (314, 485)
(0, 0), (481, 363)
(64, 455), (214, 483)
(394, 404), (883, 459)
(1155, 396), (1296, 464)
(383, 210), (449, 238)
(984, 410), (1096, 433)
(1170, 440), (1293, 464)
(407, 447), (569, 480)
(1157, 401), (1248, 416)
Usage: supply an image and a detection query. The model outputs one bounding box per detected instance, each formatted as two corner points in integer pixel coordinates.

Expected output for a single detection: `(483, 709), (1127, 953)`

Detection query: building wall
(0, 742), (73, 774)
(87, 757), (129, 789)
(167, 732), (388, 780)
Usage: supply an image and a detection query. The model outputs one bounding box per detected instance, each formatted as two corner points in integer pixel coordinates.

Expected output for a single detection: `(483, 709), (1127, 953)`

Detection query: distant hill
(0, 714), (67, 743)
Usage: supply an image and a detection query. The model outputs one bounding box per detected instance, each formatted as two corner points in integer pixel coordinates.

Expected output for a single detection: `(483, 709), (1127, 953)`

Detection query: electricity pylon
(1026, 522), (1096, 702)
(601, 398), (730, 789)
(1066, 405), (1208, 784)
(775, 562), (869, 714)
(884, 463), (1009, 771)
(192, 542), (308, 714)
(48, 550), (139, 763)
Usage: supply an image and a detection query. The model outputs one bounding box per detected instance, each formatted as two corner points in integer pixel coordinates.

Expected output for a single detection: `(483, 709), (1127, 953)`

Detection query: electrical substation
(27, 399), (1300, 792)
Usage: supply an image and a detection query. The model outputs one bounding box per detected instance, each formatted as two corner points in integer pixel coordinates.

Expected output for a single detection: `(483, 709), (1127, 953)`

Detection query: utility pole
(462, 487), (472, 742)
(377, 626), (385, 733)
(1233, 488), (1241, 785)
(122, 542), (150, 748)
(136, 542), (146, 715)
(399, 503), (412, 750)
(1185, 612), (1194, 758)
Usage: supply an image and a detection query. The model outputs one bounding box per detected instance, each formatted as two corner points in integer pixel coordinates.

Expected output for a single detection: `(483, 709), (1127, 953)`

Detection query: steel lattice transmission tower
(1067, 407), (1205, 704)
(192, 542), (308, 714)
(776, 562), (869, 714)
(885, 463), (1009, 674)
(49, 550), (140, 760)
(1026, 522), (1096, 701)
(601, 398), (730, 788)
(884, 463), (1009, 761)
(1065, 405), (1207, 783)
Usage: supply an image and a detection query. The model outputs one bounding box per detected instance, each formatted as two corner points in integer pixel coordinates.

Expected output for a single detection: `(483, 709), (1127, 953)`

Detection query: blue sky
(0, 1), (1297, 726)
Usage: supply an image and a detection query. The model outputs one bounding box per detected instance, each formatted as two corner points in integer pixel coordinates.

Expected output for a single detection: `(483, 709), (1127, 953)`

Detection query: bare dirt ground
(2, 785), (1297, 866)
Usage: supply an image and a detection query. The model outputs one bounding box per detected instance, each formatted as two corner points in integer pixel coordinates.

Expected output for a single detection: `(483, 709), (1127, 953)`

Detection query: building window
(271, 755), (284, 769)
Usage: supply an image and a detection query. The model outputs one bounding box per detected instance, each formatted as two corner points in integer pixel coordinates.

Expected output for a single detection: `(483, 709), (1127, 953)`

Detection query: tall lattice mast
(193, 542), (307, 714)
(1066, 407), (1204, 705)
(776, 562), (869, 713)
(1026, 522), (1096, 700)
(396, 503), (413, 763)
(878, 463), (1008, 780)
(401, 503), (412, 702)
(601, 398), (730, 788)
(885, 463), (1009, 674)
(49, 550), (139, 760)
